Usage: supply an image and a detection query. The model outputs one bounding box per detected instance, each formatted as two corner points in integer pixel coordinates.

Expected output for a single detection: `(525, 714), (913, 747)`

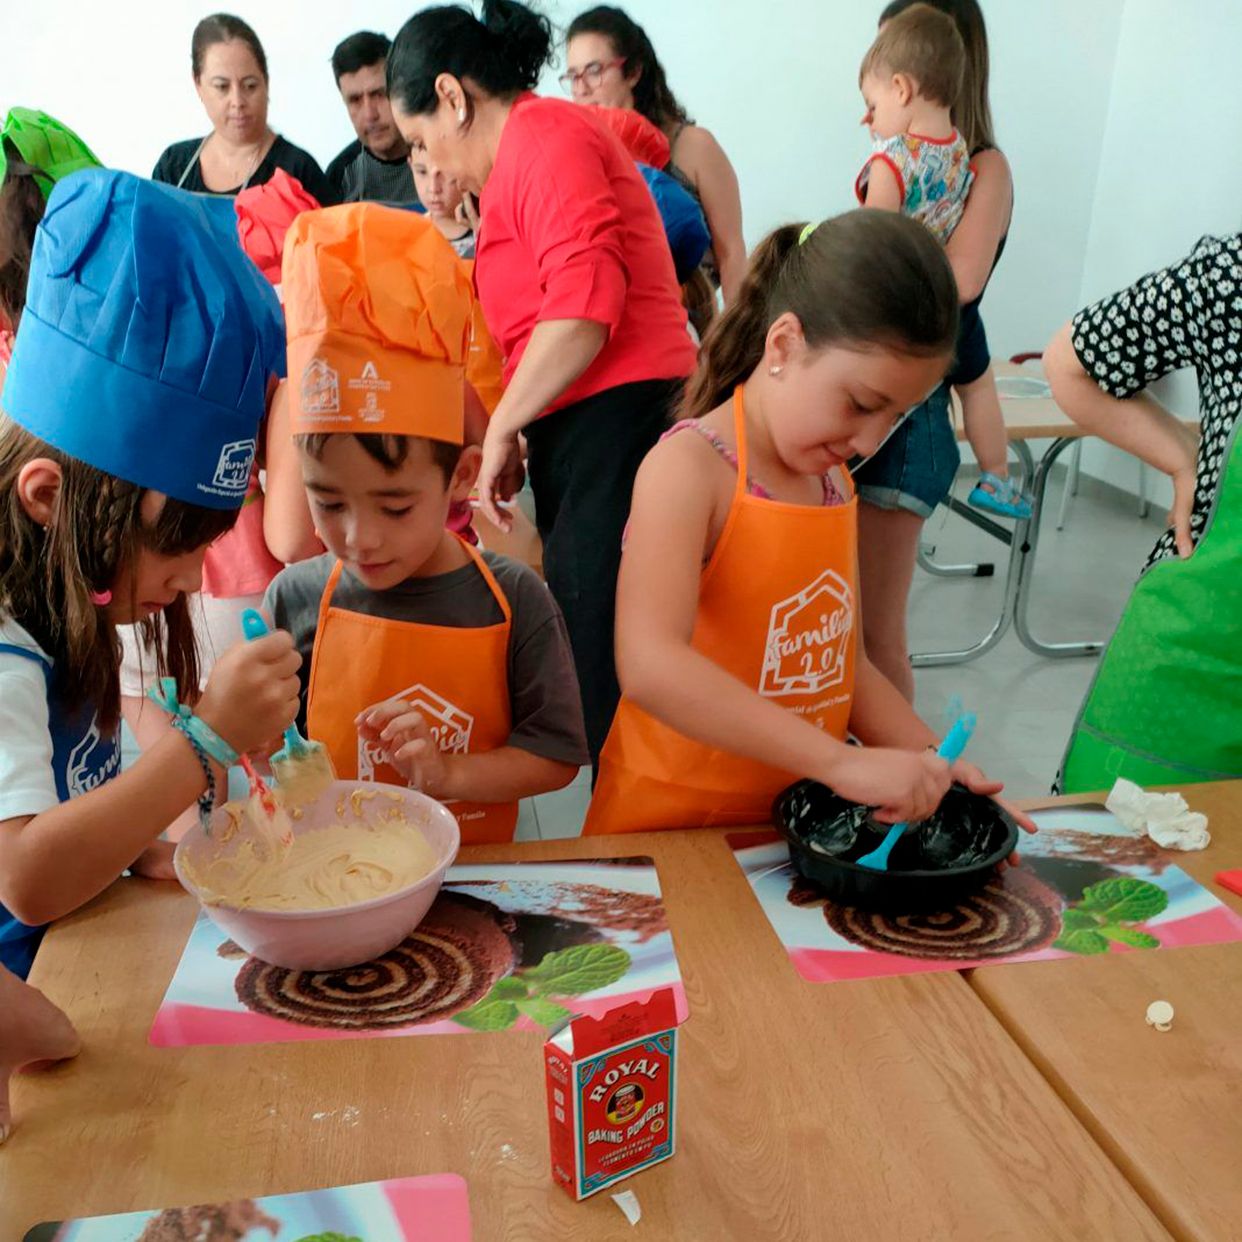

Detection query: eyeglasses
(558, 59), (624, 93)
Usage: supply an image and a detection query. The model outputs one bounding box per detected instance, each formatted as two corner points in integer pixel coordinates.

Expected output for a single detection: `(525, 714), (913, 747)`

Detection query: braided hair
(0, 416), (235, 729)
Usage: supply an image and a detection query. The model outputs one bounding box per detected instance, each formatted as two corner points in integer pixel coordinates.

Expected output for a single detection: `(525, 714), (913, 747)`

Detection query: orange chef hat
(283, 203), (474, 444)
(234, 169), (320, 290)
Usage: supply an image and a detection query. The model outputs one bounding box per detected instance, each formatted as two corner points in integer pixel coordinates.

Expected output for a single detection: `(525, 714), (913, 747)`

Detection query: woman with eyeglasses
(564, 6), (746, 328)
(386, 0), (696, 768)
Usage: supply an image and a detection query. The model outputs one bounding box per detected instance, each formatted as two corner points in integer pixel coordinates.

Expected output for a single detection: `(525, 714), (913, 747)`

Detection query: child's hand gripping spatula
(240, 608), (336, 808)
(856, 712), (977, 871)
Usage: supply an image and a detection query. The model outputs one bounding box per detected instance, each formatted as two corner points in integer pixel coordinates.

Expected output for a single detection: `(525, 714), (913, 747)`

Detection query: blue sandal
(969, 472), (1033, 520)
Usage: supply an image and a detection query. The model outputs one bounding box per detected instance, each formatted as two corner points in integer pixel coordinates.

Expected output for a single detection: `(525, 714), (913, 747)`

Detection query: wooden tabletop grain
(968, 781), (1242, 1242)
(2, 818), (1175, 1240)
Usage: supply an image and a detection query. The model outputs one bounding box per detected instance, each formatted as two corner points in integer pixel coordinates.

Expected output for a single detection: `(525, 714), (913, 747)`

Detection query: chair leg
(1056, 439), (1083, 530)
(1137, 461), (1150, 518)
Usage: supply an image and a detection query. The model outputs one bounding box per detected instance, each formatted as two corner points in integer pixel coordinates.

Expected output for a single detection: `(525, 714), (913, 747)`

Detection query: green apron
(1060, 419), (1242, 792)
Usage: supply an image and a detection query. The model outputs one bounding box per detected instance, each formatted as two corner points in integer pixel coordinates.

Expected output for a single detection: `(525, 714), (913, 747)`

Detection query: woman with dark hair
(564, 6), (746, 318)
(850, 0), (1015, 701)
(386, 0), (696, 766)
(153, 13), (335, 203)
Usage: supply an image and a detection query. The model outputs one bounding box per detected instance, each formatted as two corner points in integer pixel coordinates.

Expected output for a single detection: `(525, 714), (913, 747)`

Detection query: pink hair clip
(88, 588), (112, 606)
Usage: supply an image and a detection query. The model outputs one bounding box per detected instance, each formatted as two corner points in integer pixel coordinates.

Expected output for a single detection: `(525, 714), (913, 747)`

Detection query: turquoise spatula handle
(856, 712), (977, 871)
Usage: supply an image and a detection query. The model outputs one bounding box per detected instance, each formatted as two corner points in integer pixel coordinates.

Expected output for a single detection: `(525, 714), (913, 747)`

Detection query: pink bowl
(174, 780), (461, 970)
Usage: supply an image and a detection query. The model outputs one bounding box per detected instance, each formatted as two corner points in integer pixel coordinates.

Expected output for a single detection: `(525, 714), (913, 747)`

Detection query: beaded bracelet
(169, 716), (217, 831)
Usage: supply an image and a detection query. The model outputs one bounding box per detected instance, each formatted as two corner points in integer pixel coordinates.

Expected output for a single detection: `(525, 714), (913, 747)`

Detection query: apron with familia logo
(0, 642), (121, 976)
(584, 387), (859, 834)
(306, 539), (519, 844)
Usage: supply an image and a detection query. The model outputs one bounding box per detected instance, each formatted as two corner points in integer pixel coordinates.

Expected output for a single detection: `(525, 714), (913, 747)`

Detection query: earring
(769, 366), (783, 376)
(88, 588), (113, 606)
(457, 107), (467, 123)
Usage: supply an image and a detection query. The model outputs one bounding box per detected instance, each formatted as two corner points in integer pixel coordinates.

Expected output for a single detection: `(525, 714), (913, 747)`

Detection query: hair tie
(798, 221), (820, 247)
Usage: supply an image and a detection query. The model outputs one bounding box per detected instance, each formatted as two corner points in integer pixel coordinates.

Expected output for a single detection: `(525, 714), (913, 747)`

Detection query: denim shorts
(852, 382), (960, 518)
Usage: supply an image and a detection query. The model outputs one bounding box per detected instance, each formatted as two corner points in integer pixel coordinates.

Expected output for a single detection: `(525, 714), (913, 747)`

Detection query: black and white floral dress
(1071, 232), (1241, 568)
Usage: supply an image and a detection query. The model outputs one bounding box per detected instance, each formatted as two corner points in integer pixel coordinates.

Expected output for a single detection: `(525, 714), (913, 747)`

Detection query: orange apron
(584, 387), (858, 834)
(306, 539), (519, 844)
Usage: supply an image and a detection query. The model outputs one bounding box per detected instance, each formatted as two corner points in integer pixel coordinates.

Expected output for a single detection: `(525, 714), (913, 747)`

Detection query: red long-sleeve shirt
(477, 94), (696, 414)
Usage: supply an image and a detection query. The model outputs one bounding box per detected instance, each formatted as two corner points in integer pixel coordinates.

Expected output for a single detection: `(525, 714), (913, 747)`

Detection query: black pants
(525, 378), (684, 766)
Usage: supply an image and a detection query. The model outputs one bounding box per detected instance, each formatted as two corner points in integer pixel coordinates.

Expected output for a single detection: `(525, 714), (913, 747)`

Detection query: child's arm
(858, 158), (903, 211)
(850, 652), (1038, 834)
(357, 702), (577, 801)
(615, 435), (950, 825)
(0, 633), (301, 926)
(262, 380), (324, 565)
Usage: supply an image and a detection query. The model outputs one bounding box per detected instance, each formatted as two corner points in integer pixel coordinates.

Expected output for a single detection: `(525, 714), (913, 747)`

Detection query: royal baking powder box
(544, 988), (679, 1200)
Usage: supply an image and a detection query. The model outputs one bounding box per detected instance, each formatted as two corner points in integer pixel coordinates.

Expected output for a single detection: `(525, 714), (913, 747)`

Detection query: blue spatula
(856, 712), (976, 871)
(240, 608), (337, 806)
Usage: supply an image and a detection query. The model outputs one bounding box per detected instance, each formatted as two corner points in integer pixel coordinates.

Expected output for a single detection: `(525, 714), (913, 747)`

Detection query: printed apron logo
(301, 357), (340, 415)
(67, 721), (121, 797)
(348, 359), (392, 424)
(357, 683), (476, 781)
(760, 569), (854, 697)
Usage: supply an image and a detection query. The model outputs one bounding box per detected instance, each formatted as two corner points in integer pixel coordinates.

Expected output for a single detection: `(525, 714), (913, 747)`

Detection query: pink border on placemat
(384, 1173), (472, 1241)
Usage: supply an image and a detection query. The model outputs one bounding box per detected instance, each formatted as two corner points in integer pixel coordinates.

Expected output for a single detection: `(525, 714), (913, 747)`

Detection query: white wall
(2, 0), (1119, 363)
(4, 0), (1227, 501)
(1075, 0), (1242, 502)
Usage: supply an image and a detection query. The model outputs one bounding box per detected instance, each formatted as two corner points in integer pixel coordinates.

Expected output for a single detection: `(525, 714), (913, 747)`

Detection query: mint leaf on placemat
(517, 996), (572, 1026)
(1060, 908), (1098, 930)
(1078, 878), (1168, 923)
(454, 999), (520, 1031)
(525, 944), (631, 997)
(489, 976), (530, 1001)
(1099, 926), (1161, 949)
(1053, 928), (1110, 955)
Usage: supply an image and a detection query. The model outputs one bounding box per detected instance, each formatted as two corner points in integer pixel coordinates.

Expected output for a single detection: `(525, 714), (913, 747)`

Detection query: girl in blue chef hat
(0, 169), (299, 1143)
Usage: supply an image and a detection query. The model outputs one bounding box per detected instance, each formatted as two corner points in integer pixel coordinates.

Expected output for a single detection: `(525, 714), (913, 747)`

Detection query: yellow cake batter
(183, 812), (439, 912)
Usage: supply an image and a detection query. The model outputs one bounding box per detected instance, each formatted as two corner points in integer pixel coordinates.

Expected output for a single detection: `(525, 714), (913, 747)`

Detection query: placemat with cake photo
(150, 858), (686, 1048)
(729, 805), (1242, 984)
(22, 1173), (471, 1242)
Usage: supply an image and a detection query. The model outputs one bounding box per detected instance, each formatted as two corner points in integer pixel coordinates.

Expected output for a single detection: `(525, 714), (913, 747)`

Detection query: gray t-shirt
(264, 551), (589, 768)
(325, 139), (421, 206)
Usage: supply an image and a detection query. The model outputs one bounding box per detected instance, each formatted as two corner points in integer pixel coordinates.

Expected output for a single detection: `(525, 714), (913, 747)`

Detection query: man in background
(325, 31), (420, 206)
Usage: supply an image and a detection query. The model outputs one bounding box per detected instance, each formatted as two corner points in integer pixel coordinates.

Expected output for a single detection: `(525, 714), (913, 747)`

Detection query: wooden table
(968, 781), (1242, 1242)
(913, 359), (1199, 668)
(2, 828), (1167, 1240)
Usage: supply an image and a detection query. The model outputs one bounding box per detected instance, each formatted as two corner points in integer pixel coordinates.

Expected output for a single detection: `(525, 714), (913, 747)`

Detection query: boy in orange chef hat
(264, 204), (588, 843)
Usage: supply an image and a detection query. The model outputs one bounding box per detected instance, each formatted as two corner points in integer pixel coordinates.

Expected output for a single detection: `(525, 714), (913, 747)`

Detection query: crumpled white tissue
(611, 1189), (642, 1225)
(1105, 779), (1210, 850)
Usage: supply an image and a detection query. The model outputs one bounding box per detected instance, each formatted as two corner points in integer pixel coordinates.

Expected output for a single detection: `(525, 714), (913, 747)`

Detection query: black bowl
(772, 780), (1019, 913)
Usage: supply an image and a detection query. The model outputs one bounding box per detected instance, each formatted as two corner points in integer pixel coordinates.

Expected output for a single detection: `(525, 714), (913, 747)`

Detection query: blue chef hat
(1, 169), (285, 509)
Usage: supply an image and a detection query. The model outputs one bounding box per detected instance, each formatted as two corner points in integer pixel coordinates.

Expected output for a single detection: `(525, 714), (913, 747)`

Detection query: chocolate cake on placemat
(791, 868), (1063, 960)
(451, 880), (668, 942)
(137, 1199), (278, 1241)
(232, 892), (517, 1029)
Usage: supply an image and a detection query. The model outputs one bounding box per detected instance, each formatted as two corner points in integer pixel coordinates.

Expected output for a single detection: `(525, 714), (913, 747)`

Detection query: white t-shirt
(0, 616), (62, 821)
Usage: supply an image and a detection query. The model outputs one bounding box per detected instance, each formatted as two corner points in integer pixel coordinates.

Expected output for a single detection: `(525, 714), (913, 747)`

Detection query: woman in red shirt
(387, 0), (697, 764)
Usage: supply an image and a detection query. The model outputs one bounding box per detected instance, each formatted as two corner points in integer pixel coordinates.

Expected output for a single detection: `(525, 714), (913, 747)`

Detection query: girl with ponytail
(584, 210), (1036, 837)
(386, 1), (696, 765)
